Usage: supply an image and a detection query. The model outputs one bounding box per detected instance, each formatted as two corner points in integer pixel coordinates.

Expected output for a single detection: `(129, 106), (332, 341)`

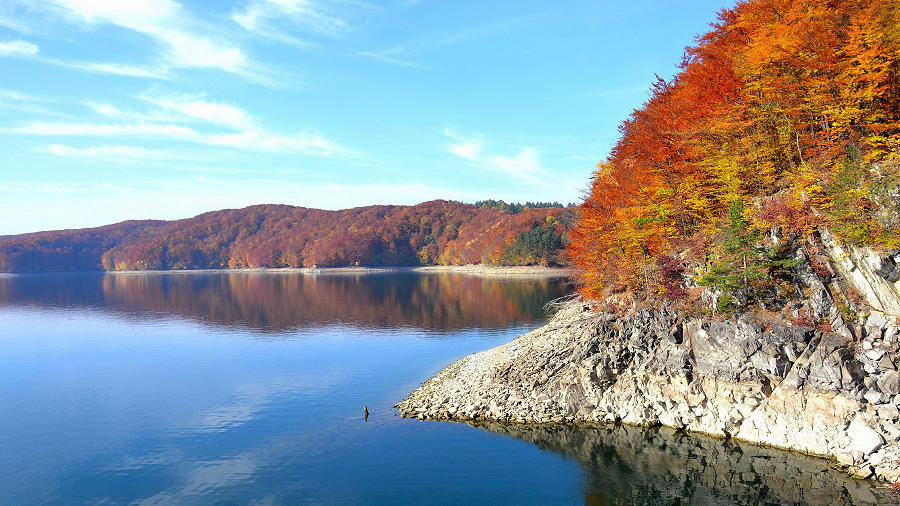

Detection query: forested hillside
(0, 201), (574, 273)
(569, 0), (900, 312)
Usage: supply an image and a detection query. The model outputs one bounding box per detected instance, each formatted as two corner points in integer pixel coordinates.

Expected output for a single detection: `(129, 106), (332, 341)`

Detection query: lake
(0, 271), (891, 505)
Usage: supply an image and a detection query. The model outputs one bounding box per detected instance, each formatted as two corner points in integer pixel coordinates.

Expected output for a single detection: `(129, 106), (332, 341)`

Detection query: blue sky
(0, 0), (733, 235)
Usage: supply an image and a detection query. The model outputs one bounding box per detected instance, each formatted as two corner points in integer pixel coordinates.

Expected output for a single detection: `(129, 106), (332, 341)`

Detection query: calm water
(0, 272), (892, 505)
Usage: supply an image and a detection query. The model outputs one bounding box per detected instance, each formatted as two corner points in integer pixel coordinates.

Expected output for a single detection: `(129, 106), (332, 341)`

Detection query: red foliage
(0, 201), (572, 272)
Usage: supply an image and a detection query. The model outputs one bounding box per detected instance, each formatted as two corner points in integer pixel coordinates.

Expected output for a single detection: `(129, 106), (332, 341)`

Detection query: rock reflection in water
(0, 271), (571, 332)
(473, 422), (892, 505)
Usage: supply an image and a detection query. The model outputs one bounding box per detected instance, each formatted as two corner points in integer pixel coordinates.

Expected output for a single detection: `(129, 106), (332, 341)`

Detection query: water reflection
(474, 422), (893, 505)
(0, 271), (571, 332)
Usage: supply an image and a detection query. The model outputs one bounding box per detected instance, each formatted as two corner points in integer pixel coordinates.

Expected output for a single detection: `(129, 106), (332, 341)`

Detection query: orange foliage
(570, 0), (900, 300)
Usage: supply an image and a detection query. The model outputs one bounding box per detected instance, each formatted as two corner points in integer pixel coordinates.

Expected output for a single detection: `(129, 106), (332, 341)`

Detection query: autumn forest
(0, 201), (573, 273)
(569, 0), (900, 312)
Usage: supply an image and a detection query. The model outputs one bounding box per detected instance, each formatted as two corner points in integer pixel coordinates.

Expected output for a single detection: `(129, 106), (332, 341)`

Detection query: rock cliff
(398, 305), (900, 482)
(396, 237), (900, 486)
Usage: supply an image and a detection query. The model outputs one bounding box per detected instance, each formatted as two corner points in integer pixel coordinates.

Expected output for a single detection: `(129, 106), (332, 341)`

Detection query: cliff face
(397, 240), (900, 483)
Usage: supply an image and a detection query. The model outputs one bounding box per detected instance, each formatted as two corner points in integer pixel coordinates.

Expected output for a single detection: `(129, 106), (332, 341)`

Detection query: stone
(846, 420), (884, 457)
(880, 421), (900, 443)
(866, 349), (886, 361)
(851, 464), (875, 479)
(879, 371), (900, 395)
(864, 389), (887, 405)
(836, 449), (863, 466)
(867, 313), (885, 329)
(876, 403), (900, 421)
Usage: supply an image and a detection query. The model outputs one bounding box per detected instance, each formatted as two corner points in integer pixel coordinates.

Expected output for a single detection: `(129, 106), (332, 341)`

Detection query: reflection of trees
(473, 422), (890, 506)
(0, 273), (571, 333)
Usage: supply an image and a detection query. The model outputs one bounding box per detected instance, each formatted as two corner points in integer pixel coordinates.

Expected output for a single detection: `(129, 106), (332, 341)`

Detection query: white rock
(866, 349), (886, 361)
(846, 419), (884, 456)
(864, 389), (887, 404)
(876, 403), (900, 421)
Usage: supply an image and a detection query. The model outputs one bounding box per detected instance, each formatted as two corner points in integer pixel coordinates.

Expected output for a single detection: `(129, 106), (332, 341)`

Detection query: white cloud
(41, 0), (257, 77)
(140, 93), (258, 131)
(0, 36), (168, 79)
(39, 144), (196, 161)
(444, 130), (548, 185)
(0, 39), (38, 56)
(486, 148), (544, 183)
(6, 120), (350, 157)
(449, 140), (482, 160)
(232, 0), (349, 41)
(204, 131), (346, 156)
(5, 121), (197, 138)
(64, 61), (168, 79)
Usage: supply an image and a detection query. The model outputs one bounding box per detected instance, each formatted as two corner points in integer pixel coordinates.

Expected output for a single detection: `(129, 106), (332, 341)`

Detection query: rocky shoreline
(397, 303), (900, 484)
(398, 236), (900, 485)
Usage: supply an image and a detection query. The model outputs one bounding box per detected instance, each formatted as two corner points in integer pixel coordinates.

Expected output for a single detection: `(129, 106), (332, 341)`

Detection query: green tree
(699, 199), (796, 313)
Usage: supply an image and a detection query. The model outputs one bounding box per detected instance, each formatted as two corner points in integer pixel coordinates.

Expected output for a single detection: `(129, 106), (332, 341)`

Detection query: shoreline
(0, 264), (572, 278)
(396, 303), (900, 484)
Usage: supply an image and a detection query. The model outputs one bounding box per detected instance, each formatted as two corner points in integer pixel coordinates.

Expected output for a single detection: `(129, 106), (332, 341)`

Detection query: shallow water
(0, 272), (892, 505)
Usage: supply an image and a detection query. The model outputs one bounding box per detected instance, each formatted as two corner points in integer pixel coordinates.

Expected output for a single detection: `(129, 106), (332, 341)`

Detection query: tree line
(0, 200), (572, 272)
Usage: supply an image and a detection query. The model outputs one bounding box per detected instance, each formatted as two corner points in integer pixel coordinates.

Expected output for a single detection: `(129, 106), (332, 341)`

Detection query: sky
(0, 0), (735, 235)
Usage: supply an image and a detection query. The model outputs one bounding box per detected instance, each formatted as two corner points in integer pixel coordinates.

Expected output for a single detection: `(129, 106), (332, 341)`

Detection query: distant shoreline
(0, 265), (573, 278)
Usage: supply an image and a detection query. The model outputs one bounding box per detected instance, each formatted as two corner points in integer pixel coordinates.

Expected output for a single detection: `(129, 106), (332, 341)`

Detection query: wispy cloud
(0, 39), (38, 56)
(444, 129), (548, 186)
(358, 45), (433, 69)
(139, 92), (258, 131)
(231, 0), (354, 43)
(5, 121), (196, 138)
(0, 37), (170, 79)
(62, 61), (169, 79)
(6, 120), (350, 157)
(39, 144), (200, 162)
(48, 0), (247, 69)
(0, 89), (77, 118)
(1, 0), (276, 84)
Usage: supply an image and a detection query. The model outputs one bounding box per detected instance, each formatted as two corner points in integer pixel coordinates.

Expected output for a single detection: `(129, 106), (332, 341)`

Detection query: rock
(866, 349), (886, 361)
(879, 371), (900, 395)
(876, 404), (900, 421)
(880, 421), (900, 443)
(865, 389), (887, 405)
(851, 464), (875, 479)
(836, 449), (863, 466)
(846, 420), (884, 457)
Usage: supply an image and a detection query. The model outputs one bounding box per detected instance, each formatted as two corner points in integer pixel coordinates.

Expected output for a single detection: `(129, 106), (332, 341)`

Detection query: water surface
(0, 272), (892, 505)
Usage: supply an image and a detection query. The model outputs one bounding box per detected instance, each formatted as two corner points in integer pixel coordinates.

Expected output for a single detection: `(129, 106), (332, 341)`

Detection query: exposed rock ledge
(397, 303), (900, 483)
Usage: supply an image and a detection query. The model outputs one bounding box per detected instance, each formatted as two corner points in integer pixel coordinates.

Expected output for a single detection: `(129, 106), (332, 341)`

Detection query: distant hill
(0, 200), (576, 273)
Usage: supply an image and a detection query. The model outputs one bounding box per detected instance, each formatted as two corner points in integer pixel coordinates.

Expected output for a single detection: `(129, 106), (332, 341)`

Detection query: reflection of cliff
(474, 422), (890, 505)
(0, 272), (571, 332)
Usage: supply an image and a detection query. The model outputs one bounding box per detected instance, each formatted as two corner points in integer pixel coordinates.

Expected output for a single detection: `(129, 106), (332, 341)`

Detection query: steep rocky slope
(398, 244), (900, 483)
